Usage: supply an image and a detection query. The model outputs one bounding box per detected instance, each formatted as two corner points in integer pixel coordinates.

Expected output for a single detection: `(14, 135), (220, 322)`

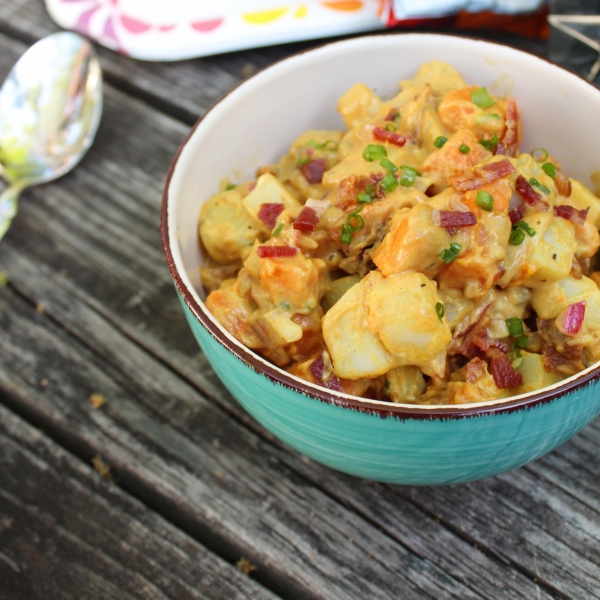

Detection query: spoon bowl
(0, 32), (103, 239)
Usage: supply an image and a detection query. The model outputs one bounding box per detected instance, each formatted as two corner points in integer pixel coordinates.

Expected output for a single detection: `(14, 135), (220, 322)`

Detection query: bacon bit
(495, 141), (506, 155)
(570, 258), (583, 280)
(337, 174), (384, 210)
(554, 170), (572, 197)
(508, 204), (526, 225)
(493, 263), (506, 283)
(488, 347), (523, 388)
(516, 175), (549, 210)
(438, 210), (477, 228)
(257, 245), (298, 258)
(556, 301), (586, 336)
(300, 158), (327, 184)
(309, 353), (342, 391)
(384, 108), (399, 122)
(537, 318), (585, 374)
(258, 203), (285, 229)
(473, 336), (511, 354)
(449, 196), (470, 212)
(501, 97), (520, 157)
(372, 126), (406, 147)
(293, 206), (319, 232)
(449, 159), (515, 192)
(553, 205), (589, 226)
(465, 357), (486, 383)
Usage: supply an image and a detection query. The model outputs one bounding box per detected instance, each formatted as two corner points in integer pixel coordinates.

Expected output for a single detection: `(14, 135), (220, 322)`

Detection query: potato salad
(198, 61), (600, 405)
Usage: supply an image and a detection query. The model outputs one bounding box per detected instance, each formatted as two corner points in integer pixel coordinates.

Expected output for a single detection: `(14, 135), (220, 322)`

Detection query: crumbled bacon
(556, 301), (586, 336)
(508, 204), (526, 224)
(309, 353), (342, 391)
(516, 175), (549, 211)
(449, 158), (515, 192)
(258, 203), (285, 229)
(495, 142), (506, 155)
(488, 347), (524, 388)
(384, 108), (399, 122)
(473, 337), (511, 354)
(553, 205), (589, 226)
(501, 97), (520, 157)
(257, 245), (298, 258)
(537, 318), (585, 375)
(554, 170), (572, 197)
(337, 173), (384, 210)
(465, 357), (486, 383)
(293, 206), (319, 232)
(300, 158), (326, 184)
(438, 210), (477, 228)
(372, 126), (406, 147)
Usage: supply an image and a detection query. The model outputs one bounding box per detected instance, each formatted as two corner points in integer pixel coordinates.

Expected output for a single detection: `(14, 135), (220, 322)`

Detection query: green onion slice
(225, 183), (236, 191)
(340, 207), (365, 244)
(479, 133), (499, 152)
(272, 222), (284, 237)
(438, 241), (462, 264)
(399, 165), (418, 187)
(471, 87), (497, 109)
(542, 162), (556, 178)
(362, 144), (387, 162)
(509, 228), (525, 245)
(379, 158), (398, 173)
(511, 220), (536, 242)
(433, 136), (448, 149)
(529, 177), (550, 195)
(531, 148), (549, 162)
(513, 335), (529, 350)
(385, 122), (396, 132)
(296, 156), (312, 166)
(307, 139), (338, 150)
(435, 302), (445, 322)
(476, 190), (494, 211)
(381, 173), (398, 192)
(476, 114), (500, 124)
(506, 318), (524, 337)
(459, 144), (470, 155)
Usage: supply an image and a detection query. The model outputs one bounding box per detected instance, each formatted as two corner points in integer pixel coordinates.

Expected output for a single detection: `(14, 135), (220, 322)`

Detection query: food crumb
(92, 455), (114, 482)
(40, 378), (49, 388)
(240, 63), (256, 77)
(89, 393), (107, 409)
(59, 268), (68, 277)
(236, 557), (257, 575)
(36, 303), (46, 314)
(0, 271), (8, 286)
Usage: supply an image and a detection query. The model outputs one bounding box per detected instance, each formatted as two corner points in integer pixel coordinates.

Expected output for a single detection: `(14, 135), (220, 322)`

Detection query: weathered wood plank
(0, 282), (486, 600)
(0, 30), (595, 599)
(0, 403), (279, 600)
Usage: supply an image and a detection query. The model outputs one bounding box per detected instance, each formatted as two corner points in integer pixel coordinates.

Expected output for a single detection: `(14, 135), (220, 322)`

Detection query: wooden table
(1, 2), (600, 598)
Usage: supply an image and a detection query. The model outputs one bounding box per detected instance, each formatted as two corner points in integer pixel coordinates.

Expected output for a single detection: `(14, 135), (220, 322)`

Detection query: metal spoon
(0, 32), (103, 240)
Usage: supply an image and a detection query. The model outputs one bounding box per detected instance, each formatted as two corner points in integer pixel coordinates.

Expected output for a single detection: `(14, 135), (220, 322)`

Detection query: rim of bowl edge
(161, 32), (600, 419)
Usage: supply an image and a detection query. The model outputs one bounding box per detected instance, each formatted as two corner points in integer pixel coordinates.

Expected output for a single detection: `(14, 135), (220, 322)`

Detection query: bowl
(161, 33), (600, 485)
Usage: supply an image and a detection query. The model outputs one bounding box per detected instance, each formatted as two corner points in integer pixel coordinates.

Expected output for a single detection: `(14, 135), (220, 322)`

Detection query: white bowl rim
(161, 32), (600, 419)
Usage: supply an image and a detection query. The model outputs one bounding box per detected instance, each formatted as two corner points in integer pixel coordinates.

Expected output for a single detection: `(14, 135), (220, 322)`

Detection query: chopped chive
(296, 156), (312, 166)
(509, 228), (525, 245)
(340, 206), (365, 244)
(362, 144), (387, 162)
(385, 122), (396, 132)
(513, 335), (529, 349)
(471, 87), (496, 109)
(307, 139), (338, 150)
(381, 173), (398, 192)
(542, 162), (556, 178)
(506, 318), (524, 337)
(272, 222), (284, 237)
(510, 220), (536, 245)
(357, 192), (372, 203)
(476, 113), (500, 124)
(438, 241), (462, 264)
(459, 144), (470, 155)
(433, 136), (448, 149)
(531, 148), (549, 162)
(379, 158), (398, 173)
(479, 133), (499, 152)
(476, 190), (494, 211)
(529, 177), (550, 195)
(225, 183), (236, 190)
(435, 302), (445, 322)
(340, 227), (352, 245)
(399, 165), (418, 187)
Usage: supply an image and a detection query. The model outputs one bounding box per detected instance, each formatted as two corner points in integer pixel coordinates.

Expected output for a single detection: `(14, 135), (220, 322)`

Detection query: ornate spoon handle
(0, 183), (24, 242)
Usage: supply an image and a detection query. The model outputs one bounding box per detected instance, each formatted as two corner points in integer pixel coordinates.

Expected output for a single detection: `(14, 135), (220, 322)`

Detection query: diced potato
(409, 60), (468, 96)
(530, 275), (598, 319)
(242, 173), (301, 226)
(385, 366), (426, 403)
(322, 276), (397, 380)
(498, 211), (577, 288)
(321, 275), (360, 313)
(514, 352), (567, 395)
(364, 271), (452, 377)
(199, 189), (263, 264)
(253, 309), (303, 347)
(371, 204), (449, 277)
(569, 179), (600, 228)
(337, 83), (383, 130)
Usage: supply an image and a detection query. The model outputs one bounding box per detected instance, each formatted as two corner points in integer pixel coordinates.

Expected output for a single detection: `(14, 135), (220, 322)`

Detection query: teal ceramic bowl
(161, 34), (600, 485)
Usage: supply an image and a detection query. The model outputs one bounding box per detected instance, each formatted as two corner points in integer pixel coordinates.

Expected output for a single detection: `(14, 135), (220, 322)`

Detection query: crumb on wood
(59, 268), (68, 277)
(0, 271), (8, 286)
(92, 455), (114, 482)
(89, 393), (107, 409)
(240, 63), (256, 77)
(40, 378), (49, 388)
(36, 304), (46, 314)
(236, 558), (257, 575)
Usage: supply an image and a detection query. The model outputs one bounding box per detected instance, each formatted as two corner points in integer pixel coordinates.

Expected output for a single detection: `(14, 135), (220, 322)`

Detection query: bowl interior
(165, 33), (600, 409)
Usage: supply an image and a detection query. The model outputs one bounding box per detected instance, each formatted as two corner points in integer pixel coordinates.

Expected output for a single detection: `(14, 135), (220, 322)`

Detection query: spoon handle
(0, 183), (24, 241)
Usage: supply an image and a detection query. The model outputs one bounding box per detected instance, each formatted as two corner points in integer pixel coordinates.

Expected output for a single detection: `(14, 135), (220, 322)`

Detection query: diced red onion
(300, 158), (326, 184)
(556, 301), (586, 336)
(258, 203), (285, 229)
(293, 206), (319, 232)
(372, 126), (406, 147)
(257, 245), (298, 258)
